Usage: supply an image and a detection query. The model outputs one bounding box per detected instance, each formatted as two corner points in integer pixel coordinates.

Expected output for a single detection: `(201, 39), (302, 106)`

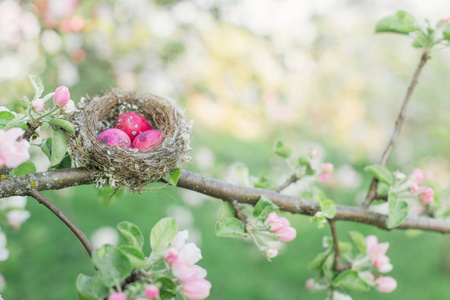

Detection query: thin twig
(363, 51), (430, 208)
(275, 174), (299, 193)
(231, 200), (247, 231)
(22, 121), (41, 141)
(329, 220), (345, 272)
(27, 189), (93, 256)
(3, 168), (450, 233)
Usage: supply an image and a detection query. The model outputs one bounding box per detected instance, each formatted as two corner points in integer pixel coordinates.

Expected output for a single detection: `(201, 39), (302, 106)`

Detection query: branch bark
(275, 174), (299, 193)
(2, 168), (450, 234)
(362, 51), (430, 208)
(28, 189), (93, 256)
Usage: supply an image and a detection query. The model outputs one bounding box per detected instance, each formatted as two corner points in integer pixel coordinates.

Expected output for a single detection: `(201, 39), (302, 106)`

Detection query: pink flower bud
(165, 248), (179, 263)
(54, 86), (70, 106)
(442, 17), (450, 23)
(310, 148), (319, 159)
(182, 278), (212, 300)
(322, 163), (334, 174)
(107, 292), (127, 300)
(277, 226), (296, 242)
(410, 183), (419, 195)
(318, 173), (330, 182)
(305, 278), (315, 291)
(31, 98), (45, 112)
(265, 212), (290, 232)
(412, 169), (424, 184)
(145, 284), (160, 299)
(376, 276), (397, 293)
(420, 187), (434, 204)
(266, 248), (278, 259)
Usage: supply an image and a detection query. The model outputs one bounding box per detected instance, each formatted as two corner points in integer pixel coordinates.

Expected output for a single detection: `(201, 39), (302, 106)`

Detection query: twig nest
(68, 89), (192, 192)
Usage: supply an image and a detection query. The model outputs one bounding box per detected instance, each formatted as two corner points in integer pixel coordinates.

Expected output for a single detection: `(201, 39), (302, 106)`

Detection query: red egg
(114, 112), (152, 141)
(98, 128), (131, 149)
(132, 130), (164, 151)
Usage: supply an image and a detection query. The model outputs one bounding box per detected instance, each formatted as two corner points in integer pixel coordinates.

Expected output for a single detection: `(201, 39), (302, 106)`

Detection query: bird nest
(68, 89), (192, 192)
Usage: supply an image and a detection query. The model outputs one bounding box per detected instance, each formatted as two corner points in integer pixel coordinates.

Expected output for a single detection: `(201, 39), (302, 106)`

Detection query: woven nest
(68, 89), (192, 192)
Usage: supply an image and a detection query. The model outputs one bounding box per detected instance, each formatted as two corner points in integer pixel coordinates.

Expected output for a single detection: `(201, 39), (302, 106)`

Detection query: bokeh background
(0, 0), (450, 299)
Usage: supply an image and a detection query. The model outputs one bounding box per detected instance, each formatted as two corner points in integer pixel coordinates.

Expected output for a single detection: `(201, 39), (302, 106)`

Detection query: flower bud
(410, 183), (419, 195)
(277, 226), (296, 242)
(145, 284), (160, 299)
(376, 276), (397, 293)
(322, 163), (334, 174)
(420, 187), (434, 204)
(182, 278), (212, 300)
(266, 248), (278, 259)
(310, 148), (319, 159)
(412, 169), (424, 184)
(54, 86), (70, 107)
(31, 98), (45, 112)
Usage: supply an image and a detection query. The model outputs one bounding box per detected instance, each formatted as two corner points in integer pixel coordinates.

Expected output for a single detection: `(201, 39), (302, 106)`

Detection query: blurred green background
(0, 0), (450, 299)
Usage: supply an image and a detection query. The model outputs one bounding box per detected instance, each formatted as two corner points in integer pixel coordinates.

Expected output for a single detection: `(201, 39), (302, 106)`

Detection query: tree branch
(275, 174), (299, 193)
(362, 51), (430, 208)
(28, 189), (93, 256)
(329, 220), (344, 272)
(2, 168), (450, 233)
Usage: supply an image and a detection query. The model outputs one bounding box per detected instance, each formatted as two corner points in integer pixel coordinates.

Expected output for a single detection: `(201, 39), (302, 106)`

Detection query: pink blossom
(276, 226), (297, 242)
(442, 18), (450, 23)
(107, 292), (127, 300)
(265, 212), (290, 232)
(145, 284), (160, 299)
(266, 248), (278, 259)
(182, 278), (212, 300)
(410, 183), (419, 195)
(420, 187), (434, 204)
(0, 128), (30, 168)
(373, 255), (393, 273)
(54, 86), (70, 106)
(310, 148), (319, 159)
(166, 248), (179, 263)
(376, 276), (397, 293)
(172, 263), (207, 282)
(366, 235), (393, 272)
(59, 15), (84, 32)
(322, 163), (334, 174)
(31, 98), (45, 112)
(305, 279), (315, 291)
(318, 173), (330, 182)
(412, 169), (424, 184)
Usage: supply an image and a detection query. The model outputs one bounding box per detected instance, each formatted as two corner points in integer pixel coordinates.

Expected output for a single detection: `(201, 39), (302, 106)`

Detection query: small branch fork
(275, 174), (299, 193)
(27, 189), (93, 256)
(328, 220), (349, 272)
(362, 51), (430, 208)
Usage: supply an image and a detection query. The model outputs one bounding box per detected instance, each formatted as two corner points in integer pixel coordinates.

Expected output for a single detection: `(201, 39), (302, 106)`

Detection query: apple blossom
(266, 248), (278, 259)
(63, 99), (75, 114)
(31, 98), (45, 112)
(54, 86), (70, 106)
(145, 284), (160, 299)
(319, 163), (334, 182)
(310, 148), (319, 159)
(412, 169), (424, 184)
(182, 278), (212, 300)
(107, 292), (127, 300)
(0, 128), (30, 168)
(6, 210), (31, 229)
(376, 276), (397, 293)
(0, 232), (9, 261)
(276, 226), (297, 242)
(265, 212), (290, 232)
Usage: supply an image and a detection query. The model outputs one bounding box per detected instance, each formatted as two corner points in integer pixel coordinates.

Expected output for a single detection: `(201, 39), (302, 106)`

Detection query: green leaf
(117, 221), (144, 250)
(215, 217), (246, 238)
(150, 217), (178, 252)
(0, 111), (15, 128)
(274, 140), (292, 159)
(154, 275), (177, 300)
(21, 96), (30, 111)
(308, 248), (332, 270)
(56, 154), (72, 169)
(167, 169), (181, 186)
(387, 191), (409, 228)
(444, 23), (450, 41)
(411, 31), (428, 48)
(40, 138), (52, 160)
(252, 175), (275, 190)
(92, 245), (132, 287)
(76, 274), (109, 300)
(321, 199), (336, 219)
(50, 129), (67, 167)
(348, 231), (367, 254)
(312, 187), (327, 205)
(219, 202), (236, 220)
(253, 195), (278, 219)
(364, 165), (394, 186)
(333, 270), (370, 292)
(2, 114), (27, 130)
(338, 242), (352, 254)
(49, 118), (75, 134)
(118, 245), (145, 269)
(29, 74), (44, 98)
(375, 11), (421, 35)
(10, 160), (36, 176)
